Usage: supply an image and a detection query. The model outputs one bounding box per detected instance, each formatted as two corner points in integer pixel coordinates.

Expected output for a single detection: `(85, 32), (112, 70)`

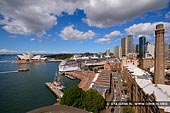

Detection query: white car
(121, 95), (125, 100)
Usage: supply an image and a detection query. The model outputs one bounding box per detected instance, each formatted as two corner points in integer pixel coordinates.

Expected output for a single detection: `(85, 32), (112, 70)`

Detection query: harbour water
(0, 55), (80, 113)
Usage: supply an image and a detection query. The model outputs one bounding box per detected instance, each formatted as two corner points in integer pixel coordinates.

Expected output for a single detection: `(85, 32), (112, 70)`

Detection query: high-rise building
(133, 44), (136, 53)
(121, 35), (134, 57)
(127, 35), (134, 53)
(121, 37), (128, 56)
(114, 46), (122, 58)
(145, 42), (155, 58)
(165, 42), (170, 59)
(106, 48), (110, 57)
(136, 44), (139, 53)
(139, 36), (146, 58)
(154, 24), (165, 84)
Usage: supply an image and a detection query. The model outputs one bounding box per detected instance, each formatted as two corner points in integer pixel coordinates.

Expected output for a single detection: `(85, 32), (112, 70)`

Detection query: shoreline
(12, 59), (62, 64)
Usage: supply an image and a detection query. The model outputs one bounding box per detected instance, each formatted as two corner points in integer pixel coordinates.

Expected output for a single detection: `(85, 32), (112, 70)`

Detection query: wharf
(64, 71), (95, 91)
(45, 82), (63, 98)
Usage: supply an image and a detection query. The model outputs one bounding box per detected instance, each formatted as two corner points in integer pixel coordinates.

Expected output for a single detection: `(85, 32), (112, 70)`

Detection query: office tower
(139, 36), (146, 58)
(121, 35), (134, 56)
(154, 24), (165, 84)
(145, 42), (155, 58)
(121, 37), (128, 56)
(114, 46), (122, 58)
(135, 44), (139, 53)
(133, 44), (136, 53)
(106, 48), (110, 56)
(127, 35), (134, 53)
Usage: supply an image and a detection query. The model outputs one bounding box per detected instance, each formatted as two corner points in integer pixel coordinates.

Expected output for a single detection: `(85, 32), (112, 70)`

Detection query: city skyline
(0, 0), (170, 54)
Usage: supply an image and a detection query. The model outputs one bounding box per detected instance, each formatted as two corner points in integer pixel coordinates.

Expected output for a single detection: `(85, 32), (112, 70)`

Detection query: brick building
(104, 59), (121, 71)
(122, 64), (170, 113)
(139, 58), (154, 70)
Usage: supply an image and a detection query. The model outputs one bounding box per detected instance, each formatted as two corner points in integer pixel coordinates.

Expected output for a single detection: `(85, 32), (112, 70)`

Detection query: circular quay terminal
(0, 1), (170, 113)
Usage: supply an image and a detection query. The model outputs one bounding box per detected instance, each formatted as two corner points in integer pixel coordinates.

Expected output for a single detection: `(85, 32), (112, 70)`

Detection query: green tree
(60, 87), (106, 113)
(60, 86), (85, 108)
(123, 106), (134, 113)
(94, 68), (99, 73)
(84, 89), (105, 113)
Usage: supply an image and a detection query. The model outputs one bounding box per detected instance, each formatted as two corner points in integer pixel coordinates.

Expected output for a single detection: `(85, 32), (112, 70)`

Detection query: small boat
(65, 74), (76, 80)
(57, 85), (65, 90)
(18, 68), (29, 72)
(53, 81), (65, 90)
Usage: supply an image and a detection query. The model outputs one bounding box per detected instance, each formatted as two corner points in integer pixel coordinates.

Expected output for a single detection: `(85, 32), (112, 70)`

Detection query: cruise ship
(59, 60), (81, 72)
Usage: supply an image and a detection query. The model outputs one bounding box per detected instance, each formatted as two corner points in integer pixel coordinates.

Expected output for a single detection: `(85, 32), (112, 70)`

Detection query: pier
(64, 71), (95, 91)
(45, 82), (63, 98)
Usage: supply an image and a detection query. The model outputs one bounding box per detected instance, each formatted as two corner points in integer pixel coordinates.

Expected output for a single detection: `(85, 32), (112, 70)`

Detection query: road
(112, 72), (125, 113)
(104, 72), (126, 113)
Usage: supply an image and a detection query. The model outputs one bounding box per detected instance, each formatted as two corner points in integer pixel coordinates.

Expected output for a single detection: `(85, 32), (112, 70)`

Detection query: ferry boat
(18, 68), (29, 72)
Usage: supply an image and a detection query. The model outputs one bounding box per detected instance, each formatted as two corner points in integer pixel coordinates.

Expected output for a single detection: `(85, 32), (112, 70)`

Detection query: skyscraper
(154, 24), (165, 84)
(106, 48), (110, 57)
(121, 37), (128, 56)
(145, 42), (155, 58)
(139, 36), (146, 58)
(121, 35), (134, 57)
(127, 35), (134, 53)
(114, 46), (122, 58)
(135, 44), (139, 53)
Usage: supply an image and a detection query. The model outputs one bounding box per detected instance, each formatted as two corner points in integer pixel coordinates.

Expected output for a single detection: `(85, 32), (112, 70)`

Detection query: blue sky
(0, 0), (170, 54)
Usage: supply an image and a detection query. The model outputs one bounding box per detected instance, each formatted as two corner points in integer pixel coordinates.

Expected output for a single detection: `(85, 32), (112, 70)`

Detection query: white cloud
(105, 31), (122, 38)
(137, 35), (153, 40)
(0, 49), (17, 53)
(84, 0), (168, 28)
(30, 38), (35, 41)
(125, 22), (170, 35)
(48, 34), (52, 37)
(60, 25), (95, 40)
(0, 0), (168, 36)
(95, 30), (121, 44)
(0, 4), (56, 35)
(165, 38), (170, 41)
(0, 0), (87, 35)
(95, 38), (110, 44)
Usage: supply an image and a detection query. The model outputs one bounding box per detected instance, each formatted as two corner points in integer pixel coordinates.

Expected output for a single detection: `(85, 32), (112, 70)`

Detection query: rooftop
(28, 104), (90, 113)
(124, 64), (170, 112)
(125, 64), (151, 78)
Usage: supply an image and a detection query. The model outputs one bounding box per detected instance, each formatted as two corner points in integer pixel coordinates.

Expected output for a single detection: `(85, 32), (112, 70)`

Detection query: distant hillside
(45, 54), (73, 60)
